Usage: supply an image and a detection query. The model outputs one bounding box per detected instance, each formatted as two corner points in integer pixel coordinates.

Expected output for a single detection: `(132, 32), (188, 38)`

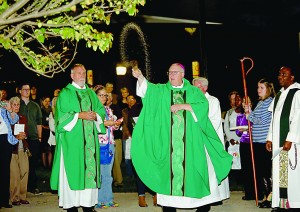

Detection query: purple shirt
(236, 114), (251, 143)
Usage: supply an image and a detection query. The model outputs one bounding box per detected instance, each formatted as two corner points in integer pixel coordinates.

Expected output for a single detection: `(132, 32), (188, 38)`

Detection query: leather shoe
(2, 204), (13, 208)
(271, 208), (288, 212)
(259, 200), (271, 208)
(113, 182), (123, 188)
(12, 201), (21, 206)
(138, 196), (148, 207)
(82, 206), (96, 212)
(242, 196), (255, 200)
(20, 200), (30, 204)
(153, 194), (157, 206)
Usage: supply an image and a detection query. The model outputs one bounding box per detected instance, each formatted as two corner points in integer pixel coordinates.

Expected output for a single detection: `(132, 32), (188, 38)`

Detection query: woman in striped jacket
(245, 78), (276, 208)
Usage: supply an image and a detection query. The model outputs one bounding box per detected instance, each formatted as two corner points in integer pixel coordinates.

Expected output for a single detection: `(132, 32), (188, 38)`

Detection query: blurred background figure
(122, 94), (156, 207)
(19, 83), (43, 195)
(118, 87), (129, 110)
(0, 93), (19, 209)
(235, 96), (260, 201)
(53, 89), (60, 98)
(48, 97), (58, 169)
(9, 96), (30, 206)
(30, 86), (40, 104)
(40, 96), (52, 169)
(224, 92), (242, 189)
(1, 89), (8, 101)
(105, 82), (118, 105)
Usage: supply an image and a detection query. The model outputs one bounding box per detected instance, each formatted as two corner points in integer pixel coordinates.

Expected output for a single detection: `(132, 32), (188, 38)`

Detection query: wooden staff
(240, 57), (258, 206)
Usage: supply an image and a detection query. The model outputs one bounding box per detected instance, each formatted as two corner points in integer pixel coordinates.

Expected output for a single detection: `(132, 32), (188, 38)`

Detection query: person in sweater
(9, 96), (30, 206)
(244, 78), (275, 208)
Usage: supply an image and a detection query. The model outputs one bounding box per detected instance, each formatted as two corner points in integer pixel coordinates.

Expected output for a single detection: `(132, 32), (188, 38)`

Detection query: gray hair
(192, 77), (209, 86)
(71, 63), (85, 74)
(9, 96), (20, 104)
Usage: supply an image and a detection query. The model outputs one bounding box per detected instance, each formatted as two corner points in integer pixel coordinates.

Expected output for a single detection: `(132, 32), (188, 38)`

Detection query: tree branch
(0, 0), (83, 26)
(0, 0), (31, 20)
(4, 21), (31, 39)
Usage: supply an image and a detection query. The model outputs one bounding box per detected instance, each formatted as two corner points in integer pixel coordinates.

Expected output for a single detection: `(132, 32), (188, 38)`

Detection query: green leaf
(37, 34), (45, 43)
(0, 0), (145, 77)
(92, 44), (97, 51)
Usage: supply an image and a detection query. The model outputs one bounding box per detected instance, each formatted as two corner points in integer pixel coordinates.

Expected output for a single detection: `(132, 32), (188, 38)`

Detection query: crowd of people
(1, 64), (300, 212)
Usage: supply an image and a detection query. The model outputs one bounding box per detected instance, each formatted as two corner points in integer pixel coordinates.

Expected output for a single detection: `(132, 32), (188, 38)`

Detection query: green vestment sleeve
(131, 79), (232, 198)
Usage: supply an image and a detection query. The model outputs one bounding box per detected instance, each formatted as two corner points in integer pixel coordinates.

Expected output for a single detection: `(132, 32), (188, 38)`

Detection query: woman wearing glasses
(94, 85), (122, 209)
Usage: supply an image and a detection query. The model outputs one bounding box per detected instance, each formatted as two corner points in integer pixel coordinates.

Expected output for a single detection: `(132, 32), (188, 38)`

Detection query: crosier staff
(240, 57), (258, 206)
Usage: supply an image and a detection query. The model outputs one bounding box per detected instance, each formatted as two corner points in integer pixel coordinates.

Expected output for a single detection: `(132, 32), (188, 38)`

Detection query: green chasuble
(50, 83), (106, 191)
(131, 79), (233, 198)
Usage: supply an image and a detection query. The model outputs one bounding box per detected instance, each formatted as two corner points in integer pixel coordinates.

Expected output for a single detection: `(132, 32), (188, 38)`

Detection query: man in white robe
(193, 77), (230, 202)
(266, 66), (300, 211)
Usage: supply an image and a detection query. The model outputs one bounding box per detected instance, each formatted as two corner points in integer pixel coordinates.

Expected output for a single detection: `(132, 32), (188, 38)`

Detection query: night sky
(1, 23), (299, 111)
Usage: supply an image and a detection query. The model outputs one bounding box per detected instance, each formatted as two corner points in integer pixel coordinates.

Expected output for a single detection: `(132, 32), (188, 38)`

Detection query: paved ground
(0, 191), (271, 212)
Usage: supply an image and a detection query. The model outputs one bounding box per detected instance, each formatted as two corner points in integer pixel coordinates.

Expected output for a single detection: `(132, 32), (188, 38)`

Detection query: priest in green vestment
(131, 63), (232, 211)
(50, 64), (106, 212)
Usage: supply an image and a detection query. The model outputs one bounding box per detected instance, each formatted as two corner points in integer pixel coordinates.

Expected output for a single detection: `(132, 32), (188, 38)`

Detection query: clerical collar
(172, 80), (184, 88)
(72, 81), (86, 89)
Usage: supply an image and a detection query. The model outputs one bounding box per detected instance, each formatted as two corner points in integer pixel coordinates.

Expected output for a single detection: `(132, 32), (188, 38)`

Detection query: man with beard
(50, 64), (106, 212)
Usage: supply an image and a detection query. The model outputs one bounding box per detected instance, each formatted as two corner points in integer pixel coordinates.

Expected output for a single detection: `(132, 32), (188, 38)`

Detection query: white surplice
(205, 92), (230, 201)
(267, 82), (300, 208)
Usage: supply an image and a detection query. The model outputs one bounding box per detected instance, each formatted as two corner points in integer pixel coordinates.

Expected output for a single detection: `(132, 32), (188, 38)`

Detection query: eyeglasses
(167, 71), (183, 76)
(98, 94), (108, 97)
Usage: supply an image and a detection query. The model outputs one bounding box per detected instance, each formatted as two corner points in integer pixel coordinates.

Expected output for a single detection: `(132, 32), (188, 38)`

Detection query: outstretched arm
(131, 60), (145, 86)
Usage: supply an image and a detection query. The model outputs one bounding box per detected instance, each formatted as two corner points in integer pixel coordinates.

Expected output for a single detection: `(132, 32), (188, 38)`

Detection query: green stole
(273, 88), (299, 146)
(273, 88), (299, 199)
(76, 90), (97, 188)
(171, 90), (186, 196)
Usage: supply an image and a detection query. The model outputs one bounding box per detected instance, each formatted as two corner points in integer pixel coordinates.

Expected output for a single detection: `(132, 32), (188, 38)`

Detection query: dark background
(1, 0), (300, 111)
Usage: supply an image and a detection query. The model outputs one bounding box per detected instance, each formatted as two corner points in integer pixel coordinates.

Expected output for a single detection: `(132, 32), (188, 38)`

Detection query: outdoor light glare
(116, 66), (126, 75)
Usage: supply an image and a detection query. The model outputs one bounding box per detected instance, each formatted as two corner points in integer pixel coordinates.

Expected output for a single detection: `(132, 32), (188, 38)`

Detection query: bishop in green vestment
(131, 63), (232, 209)
(50, 64), (106, 210)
